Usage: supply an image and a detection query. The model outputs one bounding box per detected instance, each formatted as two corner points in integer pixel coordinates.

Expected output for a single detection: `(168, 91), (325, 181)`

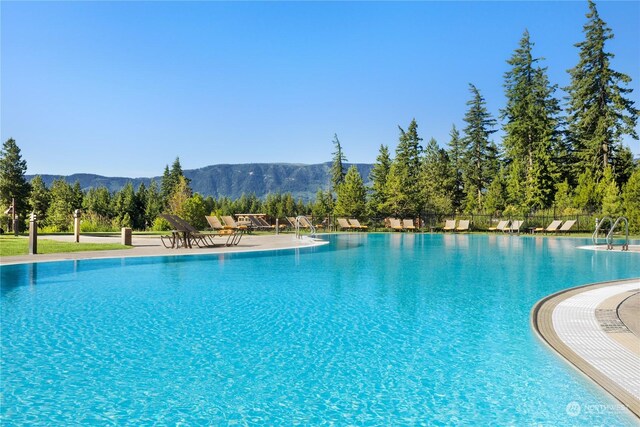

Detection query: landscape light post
(28, 212), (37, 255)
(73, 209), (81, 243)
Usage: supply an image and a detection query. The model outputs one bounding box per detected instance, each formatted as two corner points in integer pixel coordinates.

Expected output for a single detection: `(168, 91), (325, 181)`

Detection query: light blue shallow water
(1, 234), (639, 425)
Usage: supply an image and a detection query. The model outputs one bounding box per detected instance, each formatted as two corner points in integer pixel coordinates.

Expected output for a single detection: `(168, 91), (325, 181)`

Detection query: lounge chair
(389, 218), (404, 231)
(534, 220), (562, 234)
(349, 219), (368, 231)
(443, 220), (456, 232)
(557, 219), (576, 234)
(222, 215), (248, 231)
(337, 218), (354, 231)
(488, 220), (510, 232)
(205, 215), (244, 246)
(509, 220), (524, 234)
(455, 219), (470, 232)
(403, 219), (416, 232)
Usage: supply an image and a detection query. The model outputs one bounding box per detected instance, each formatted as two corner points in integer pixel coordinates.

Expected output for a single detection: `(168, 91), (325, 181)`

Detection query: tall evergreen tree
(330, 133), (347, 192)
(0, 138), (31, 227)
(28, 175), (51, 224)
(46, 179), (76, 231)
(368, 144), (391, 217)
(421, 138), (453, 213)
(461, 84), (497, 212)
(334, 165), (367, 218)
(387, 119), (423, 216)
(447, 125), (466, 212)
(502, 30), (561, 210)
(145, 180), (163, 226)
(565, 0), (638, 179)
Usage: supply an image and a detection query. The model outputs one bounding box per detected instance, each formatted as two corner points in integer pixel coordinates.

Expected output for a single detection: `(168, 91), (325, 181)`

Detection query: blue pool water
(1, 234), (639, 425)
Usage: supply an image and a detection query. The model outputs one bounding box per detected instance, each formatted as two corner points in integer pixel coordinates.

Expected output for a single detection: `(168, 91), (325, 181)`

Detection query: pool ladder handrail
(606, 217), (629, 251)
(592, 216), (613, 246)
(295, 215), (316, 239)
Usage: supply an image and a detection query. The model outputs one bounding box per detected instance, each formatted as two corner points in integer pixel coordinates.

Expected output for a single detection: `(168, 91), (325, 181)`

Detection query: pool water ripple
(2, 234), (639, 425)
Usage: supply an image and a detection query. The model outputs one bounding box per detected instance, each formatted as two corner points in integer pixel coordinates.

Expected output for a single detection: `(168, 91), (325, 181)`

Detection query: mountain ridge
(26, 162), (375, 201)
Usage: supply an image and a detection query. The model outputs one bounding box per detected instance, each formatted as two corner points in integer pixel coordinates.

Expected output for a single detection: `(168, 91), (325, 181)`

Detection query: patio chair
(160, 214), (215, 248)
(403, 219), (416, 232)
(349, 219), (368, 231)
(557, 219), (576, 234)
(488, 220), (510, 232)
(534, 220), (562, 234)
(337, 218), (354, 230)
(443, 220), (456, 232)
(389, 218), (404, 232)
(455, 219), (470, 232)
(509, 220), (524, 234)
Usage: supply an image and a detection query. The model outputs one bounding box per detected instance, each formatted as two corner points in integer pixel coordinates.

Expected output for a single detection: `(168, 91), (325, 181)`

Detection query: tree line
(1, 1), (638, 233)
(330, 1), (639, 230)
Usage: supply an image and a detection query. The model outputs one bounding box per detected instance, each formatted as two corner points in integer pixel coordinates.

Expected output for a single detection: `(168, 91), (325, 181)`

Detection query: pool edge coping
(0, 236), (330, 267)
(531, 278), (640, 419)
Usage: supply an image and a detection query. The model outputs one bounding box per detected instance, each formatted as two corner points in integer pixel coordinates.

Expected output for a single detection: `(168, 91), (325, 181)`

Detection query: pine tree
(484, 170), (507, 215)
(461, 84), (497, 212)
(565, 0), (638, 179)
(502, 30), (561, 210)
(330, 134), (347, 192)
(0, 138), (31, 228)
(447, 125), (466, 212)
(334, 166), (366, 218)
(621, 167), (640, 233)
(368, 144), (391, 217)
(390, 119), (423, 216)
(421, 138), (453, 213)
(145, 181), (163, 226)
(46, 179), (76, 231)
(28, 175), (51, 224)
(573, 170), (600, 212)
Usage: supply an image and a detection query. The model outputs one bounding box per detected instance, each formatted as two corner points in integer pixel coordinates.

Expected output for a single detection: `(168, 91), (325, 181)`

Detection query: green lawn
(0, 236), (130, 257)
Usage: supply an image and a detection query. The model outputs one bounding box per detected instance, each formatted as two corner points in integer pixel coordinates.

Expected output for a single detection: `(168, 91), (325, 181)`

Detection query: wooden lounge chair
(389, 218), (404, 232)
(349, 219), (368, 231)
(557, 219), (576, 234)
(509, 220), (524, 234)
(403, 219), (416, 232)
(488, 220), (509, 232)
(455, 219), (470, 232)
(443, 220), (456, 232)
(337, 218), (354, 230)
(534, 220), (562, 234)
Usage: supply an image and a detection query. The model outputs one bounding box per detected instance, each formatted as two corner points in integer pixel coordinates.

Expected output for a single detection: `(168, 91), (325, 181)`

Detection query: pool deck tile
(532, 279), (640, 418)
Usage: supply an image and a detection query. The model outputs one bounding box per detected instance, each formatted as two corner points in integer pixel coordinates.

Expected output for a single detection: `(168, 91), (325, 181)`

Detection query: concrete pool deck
(532, 278), (640, 418)
(0, 233), (329, 266)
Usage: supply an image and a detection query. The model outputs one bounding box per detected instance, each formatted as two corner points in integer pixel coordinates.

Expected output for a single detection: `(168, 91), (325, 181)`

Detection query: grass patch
(0, 236), (130, 257)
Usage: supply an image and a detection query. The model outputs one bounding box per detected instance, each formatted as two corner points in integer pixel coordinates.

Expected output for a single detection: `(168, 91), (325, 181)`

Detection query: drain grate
(595, 309), (632, 333)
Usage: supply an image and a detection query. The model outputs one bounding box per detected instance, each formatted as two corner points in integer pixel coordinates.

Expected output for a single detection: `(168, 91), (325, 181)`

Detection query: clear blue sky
(2, 1), (639, 178)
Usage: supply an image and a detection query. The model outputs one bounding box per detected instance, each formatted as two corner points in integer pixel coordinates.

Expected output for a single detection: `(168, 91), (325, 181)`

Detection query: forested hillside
(27, 162), (374, 201)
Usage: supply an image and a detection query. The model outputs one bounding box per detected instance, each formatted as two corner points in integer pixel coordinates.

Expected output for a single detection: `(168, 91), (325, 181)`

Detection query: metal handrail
(295, 215), (316, 239)
(592, 216), (613, 245)
(606, 217), (629, 251)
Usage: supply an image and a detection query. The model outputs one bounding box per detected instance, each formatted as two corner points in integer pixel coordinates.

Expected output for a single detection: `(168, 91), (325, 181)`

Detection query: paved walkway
(532, 279), (640, 418)
(0, 233), (328, 266)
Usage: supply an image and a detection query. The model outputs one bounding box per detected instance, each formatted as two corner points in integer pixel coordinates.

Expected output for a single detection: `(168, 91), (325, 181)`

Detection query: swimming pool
(1, 234), (638, 424)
